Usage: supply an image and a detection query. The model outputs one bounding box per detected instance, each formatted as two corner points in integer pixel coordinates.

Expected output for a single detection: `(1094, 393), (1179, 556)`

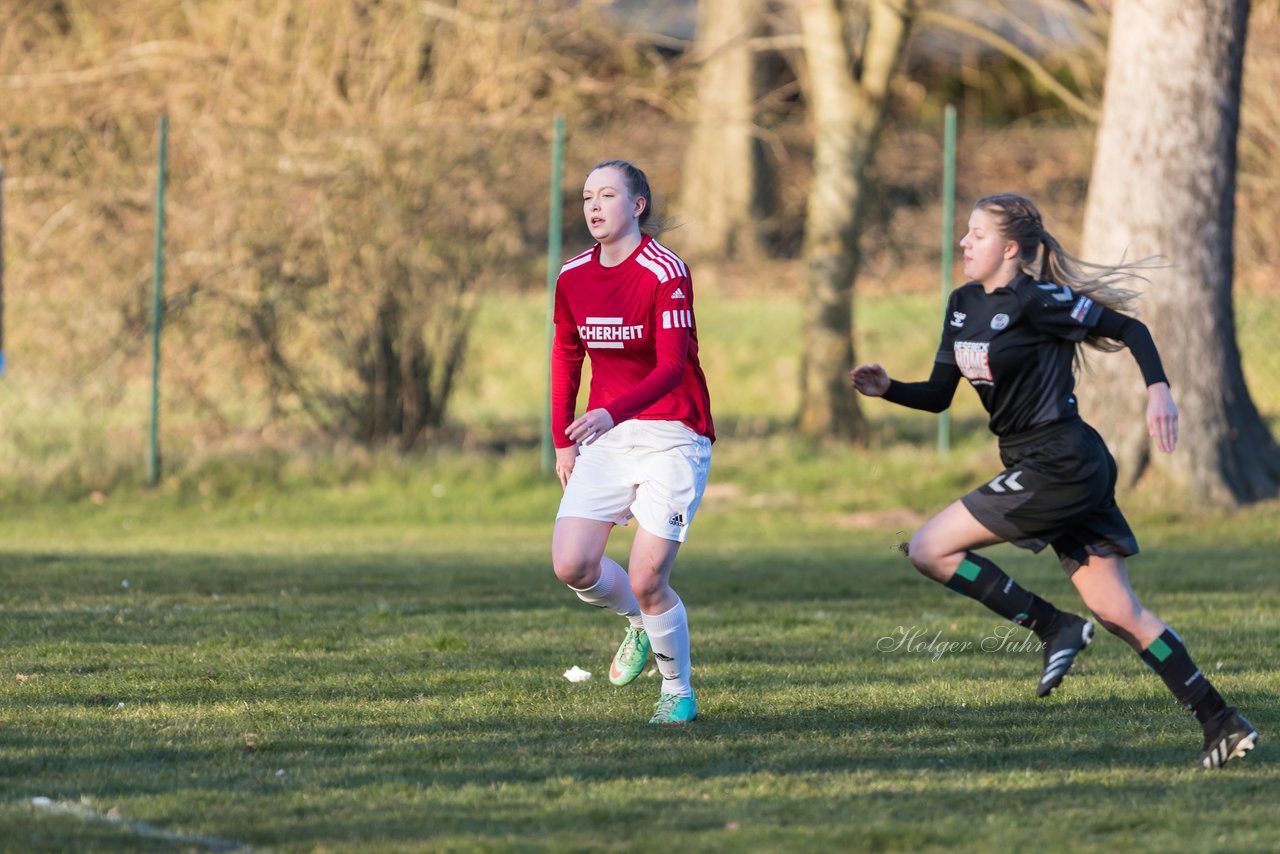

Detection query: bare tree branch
(918, 7), (1101, 122)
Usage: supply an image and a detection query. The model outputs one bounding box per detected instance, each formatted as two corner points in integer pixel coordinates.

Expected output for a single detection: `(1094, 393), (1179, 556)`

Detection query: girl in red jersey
(852, 193), (1256, 769)
(550, 160), (714, 725)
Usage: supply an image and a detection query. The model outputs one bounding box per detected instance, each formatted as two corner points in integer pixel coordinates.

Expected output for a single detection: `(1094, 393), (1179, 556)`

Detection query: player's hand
(566, 408), (615, 447)
(554, 445), (580, 489)
(850, 364), (890, 397)
(1146, 382), (1178, 453)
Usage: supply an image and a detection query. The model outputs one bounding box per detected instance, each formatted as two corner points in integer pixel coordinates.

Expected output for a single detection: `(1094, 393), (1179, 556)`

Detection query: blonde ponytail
(974, 193), (1165, 355)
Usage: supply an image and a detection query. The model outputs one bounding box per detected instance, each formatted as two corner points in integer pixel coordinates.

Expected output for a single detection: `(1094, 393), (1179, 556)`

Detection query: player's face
(960, 207), (1017, 287)
(583, 167), (644, 245)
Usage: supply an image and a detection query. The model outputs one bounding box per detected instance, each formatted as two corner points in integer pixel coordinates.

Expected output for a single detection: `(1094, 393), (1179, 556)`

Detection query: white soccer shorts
(556, 419), (712, 543)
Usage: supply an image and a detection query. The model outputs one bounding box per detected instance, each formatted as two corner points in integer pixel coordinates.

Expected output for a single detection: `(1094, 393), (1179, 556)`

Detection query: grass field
(2, 285), (1278, 850)
(1, 441), (1277, 852)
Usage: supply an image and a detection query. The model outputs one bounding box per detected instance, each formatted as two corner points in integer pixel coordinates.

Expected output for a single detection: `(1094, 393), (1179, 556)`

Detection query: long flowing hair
(974, 192), (1164, 354)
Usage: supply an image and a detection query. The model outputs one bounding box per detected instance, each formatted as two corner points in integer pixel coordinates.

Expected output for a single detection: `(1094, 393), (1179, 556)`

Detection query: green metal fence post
(542, 114), (566, 474)
(938, 104), (956, 456)
(148, 114), (169, 486)
(0, 163), (6, 377)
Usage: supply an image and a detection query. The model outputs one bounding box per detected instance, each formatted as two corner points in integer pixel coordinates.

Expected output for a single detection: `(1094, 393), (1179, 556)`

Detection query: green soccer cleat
(609, 626), (651, 686)
(649, 692), (697, 725)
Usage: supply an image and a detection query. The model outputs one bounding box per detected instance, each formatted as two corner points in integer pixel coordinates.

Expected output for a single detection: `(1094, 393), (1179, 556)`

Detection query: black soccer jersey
(936, 273), (1104, 438)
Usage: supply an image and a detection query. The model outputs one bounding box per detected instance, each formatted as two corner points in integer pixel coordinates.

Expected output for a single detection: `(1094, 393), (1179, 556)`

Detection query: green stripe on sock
(1146, 636), (1173, 662)
(955, 559), (982, 582)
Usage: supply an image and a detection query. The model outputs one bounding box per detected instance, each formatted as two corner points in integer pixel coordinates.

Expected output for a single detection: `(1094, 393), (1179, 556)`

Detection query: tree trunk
(678, 0), (761, 261)
(1081, 0), (1280, 503)
(797, 0), (911, 439)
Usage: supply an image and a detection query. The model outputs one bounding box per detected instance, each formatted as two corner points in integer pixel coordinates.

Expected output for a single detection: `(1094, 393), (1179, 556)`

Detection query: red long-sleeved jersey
(551, 235), (714, 449)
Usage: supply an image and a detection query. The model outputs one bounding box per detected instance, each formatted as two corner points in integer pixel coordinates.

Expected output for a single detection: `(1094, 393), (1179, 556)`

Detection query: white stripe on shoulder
(647, 240), (689, 278)
(641, 243), (678, 280)
(635, 252), (670, 283)
(559, 249), (594, 274)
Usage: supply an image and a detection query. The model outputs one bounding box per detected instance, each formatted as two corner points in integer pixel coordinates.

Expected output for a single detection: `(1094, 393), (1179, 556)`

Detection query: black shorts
(961, 417), (1138, 575)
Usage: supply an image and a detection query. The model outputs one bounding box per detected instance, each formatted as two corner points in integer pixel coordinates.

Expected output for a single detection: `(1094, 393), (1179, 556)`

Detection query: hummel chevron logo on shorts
(988, 471), (1024, 492)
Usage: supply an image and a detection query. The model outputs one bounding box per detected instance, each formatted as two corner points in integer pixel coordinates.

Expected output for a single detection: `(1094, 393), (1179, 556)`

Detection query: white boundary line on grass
(26, 796), (254, 852)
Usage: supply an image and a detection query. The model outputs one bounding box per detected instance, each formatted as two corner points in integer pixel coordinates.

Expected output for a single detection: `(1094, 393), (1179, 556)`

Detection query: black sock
(1139, 628), (1228, 726)
(944, 551), (1061, 637)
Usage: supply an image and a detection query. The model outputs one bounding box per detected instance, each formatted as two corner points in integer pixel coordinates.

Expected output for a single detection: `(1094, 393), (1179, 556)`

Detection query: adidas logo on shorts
(667, 513), (686, 527)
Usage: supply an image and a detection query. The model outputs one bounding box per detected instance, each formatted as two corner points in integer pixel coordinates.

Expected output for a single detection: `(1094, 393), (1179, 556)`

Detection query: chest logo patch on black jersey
(950, 311), (966, 328)
(990, 313), (1009, 330)
(954, 340), (993, 383)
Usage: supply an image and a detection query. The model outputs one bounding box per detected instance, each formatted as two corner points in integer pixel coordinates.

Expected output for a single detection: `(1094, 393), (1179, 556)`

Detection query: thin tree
(1081, 0), (1280, 502)
(796, 0), (913, 438)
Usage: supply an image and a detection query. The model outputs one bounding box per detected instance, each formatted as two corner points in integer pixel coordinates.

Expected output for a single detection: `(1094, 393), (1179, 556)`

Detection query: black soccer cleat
(1200, 708), (1258, 770)
(1036, 613), (1094, 698)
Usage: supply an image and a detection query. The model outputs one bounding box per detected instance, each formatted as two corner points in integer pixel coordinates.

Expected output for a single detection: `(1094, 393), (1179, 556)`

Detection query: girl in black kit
(852, 193), (1257, 769)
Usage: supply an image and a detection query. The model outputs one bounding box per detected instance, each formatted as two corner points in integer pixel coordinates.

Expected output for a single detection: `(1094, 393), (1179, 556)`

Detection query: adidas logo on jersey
(670, 287), (686, 300)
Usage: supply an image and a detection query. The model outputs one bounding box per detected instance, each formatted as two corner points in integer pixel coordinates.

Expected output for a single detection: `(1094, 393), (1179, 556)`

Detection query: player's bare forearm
(1145, 382), (1178, 453)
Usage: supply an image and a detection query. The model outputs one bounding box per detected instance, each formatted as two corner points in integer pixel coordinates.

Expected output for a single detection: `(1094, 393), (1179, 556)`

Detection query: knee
(1084, 596), (1144, 637)
(628, 570), (667, 609)
(906, 533), (950, 582)
(1088, 609), (1142, 649)
(551, 551), (598, 589)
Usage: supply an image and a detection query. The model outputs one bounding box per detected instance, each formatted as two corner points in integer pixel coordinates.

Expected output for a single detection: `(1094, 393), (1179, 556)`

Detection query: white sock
(642, 597), (692, 698)
(570, 556), (644, 629)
